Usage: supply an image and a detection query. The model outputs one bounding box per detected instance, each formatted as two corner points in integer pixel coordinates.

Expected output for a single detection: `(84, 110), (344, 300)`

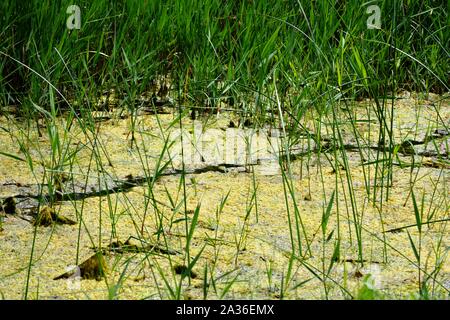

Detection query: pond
(0, 92), (448, 299)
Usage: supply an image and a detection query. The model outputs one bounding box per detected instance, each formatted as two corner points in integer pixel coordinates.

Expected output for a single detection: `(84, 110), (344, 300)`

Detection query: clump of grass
(355, 274), (384, 300)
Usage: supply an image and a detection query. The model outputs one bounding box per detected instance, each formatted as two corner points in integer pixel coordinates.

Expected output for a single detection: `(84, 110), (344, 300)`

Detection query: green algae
(0, 93), (448, 299)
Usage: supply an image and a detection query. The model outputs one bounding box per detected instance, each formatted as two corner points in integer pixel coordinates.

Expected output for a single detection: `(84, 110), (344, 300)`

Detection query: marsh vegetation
(0, 1), (448, 300)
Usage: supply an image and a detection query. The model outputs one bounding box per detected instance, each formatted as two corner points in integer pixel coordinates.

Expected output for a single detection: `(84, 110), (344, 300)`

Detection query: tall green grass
(1, 1), (448, 114)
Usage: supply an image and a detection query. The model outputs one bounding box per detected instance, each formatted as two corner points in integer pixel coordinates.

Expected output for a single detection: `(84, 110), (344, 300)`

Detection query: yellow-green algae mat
(0, 93), (448, 299)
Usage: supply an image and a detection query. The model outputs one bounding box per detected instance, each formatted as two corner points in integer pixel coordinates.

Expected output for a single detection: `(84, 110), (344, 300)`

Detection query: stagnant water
(0, 92), (448, 299)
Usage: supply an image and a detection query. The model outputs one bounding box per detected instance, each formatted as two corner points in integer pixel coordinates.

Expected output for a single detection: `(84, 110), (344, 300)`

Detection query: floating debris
(100, 237), (181, 255)
(198, 220), (217, 231)
(353, 270), (364, 279)
(148, 244), (181, 255)
(106, 239), (139, 254)
(33, 206), (77, 227)
(1, 197), (17, 214)
(53, 253), (107, 281)
(173, 264), (197, 279)
(340, 258), (383, 265)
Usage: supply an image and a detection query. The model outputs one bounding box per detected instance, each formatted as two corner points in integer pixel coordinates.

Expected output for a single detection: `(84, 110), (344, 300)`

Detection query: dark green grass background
(1, 0), (448, 115)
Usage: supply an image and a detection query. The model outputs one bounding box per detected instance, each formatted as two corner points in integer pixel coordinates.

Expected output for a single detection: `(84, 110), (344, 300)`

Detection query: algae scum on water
(0, 92), (448, 299)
